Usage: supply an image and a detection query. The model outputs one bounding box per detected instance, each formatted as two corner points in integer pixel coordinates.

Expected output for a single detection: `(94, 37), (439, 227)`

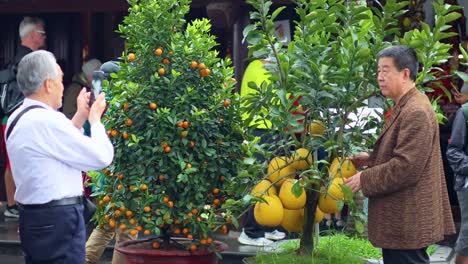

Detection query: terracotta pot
(115, 238), (228, 264)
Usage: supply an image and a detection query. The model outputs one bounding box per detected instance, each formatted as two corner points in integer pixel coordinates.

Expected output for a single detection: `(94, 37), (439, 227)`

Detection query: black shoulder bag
(6, 105), (96, 224)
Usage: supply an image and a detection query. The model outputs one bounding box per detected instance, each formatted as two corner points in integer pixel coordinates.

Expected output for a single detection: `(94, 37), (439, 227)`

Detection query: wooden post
(82, 10), (92, 61)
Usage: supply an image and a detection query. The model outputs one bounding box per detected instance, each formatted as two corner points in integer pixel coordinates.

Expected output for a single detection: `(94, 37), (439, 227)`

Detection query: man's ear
(404, 68), (412, 80)
(44, 78), (52, 94)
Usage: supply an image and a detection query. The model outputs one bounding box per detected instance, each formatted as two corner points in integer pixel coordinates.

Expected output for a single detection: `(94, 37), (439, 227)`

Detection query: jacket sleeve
(361, 108), (434, 197)
(62, 84), (81, 119)
(447, 108), (468, 176)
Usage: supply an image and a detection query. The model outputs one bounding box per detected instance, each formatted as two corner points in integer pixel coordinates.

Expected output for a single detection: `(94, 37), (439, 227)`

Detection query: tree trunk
(298, 187), (319, 255)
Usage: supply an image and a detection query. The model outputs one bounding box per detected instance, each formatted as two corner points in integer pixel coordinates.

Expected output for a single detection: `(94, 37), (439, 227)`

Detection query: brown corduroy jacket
(361, 88), (455, 249)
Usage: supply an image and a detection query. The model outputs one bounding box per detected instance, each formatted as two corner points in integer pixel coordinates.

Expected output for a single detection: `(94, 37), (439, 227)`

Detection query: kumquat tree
(92, 0), (246, 254)
(240, 0), (461, 255)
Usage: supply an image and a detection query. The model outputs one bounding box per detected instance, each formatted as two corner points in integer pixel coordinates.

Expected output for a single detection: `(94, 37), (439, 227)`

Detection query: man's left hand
(345, 171), (362, 193)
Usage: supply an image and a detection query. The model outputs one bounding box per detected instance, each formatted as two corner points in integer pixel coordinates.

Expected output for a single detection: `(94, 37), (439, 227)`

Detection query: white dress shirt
(6, 98), (114, 204)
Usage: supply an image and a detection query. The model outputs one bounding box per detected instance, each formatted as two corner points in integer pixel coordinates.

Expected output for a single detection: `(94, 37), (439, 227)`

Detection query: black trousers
(244, 206), (274, 238)
(19, 204), (86, 264)
(382, 247), (429, 264)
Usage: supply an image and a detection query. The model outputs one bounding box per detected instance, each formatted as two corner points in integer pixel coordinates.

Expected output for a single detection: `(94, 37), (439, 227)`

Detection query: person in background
(62, 58), (102, 198)
(84, 60), (136, 264)
(85, 222), (136, 264)
(453, 78), (468, 105)
(63, 58), (102, 120)
(237, 59), (286, 246)
(1, 16), (46, 218)
(447, 83), (468, 264)
(8, 50), (113, 263)
(345, 45), (455, 263)
(321, 211), (345, 232)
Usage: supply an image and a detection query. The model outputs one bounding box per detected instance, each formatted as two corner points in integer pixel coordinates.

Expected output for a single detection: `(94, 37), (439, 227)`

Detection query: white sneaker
(4, 205), (19, 218)
(238, 230), (273, 246)
(335, 220), (345, 227)
(264, 230), (286, 240)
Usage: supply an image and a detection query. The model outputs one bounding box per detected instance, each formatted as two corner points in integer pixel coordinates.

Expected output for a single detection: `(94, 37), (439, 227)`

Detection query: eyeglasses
(35, 30), (46, 36)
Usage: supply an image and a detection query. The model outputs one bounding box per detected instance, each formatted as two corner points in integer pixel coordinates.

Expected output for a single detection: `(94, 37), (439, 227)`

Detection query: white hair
(17, 50), (58, 96)
(19, 17), (45, 40)
(82, 59), (102, 76)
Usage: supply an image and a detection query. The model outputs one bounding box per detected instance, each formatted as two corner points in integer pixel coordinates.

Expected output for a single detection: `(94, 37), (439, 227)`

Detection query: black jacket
(447, 106), (468, 191)
(13, 45), (33, 66)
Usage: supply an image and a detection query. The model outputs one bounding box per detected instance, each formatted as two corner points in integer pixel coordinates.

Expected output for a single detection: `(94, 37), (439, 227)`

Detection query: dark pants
(382, 247), (429, 264)
(244, 206), (274, 238)
(19, 204), (86, 264)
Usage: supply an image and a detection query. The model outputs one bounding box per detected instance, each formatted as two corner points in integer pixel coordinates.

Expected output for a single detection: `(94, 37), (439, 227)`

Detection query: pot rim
(115, 237), (228, 257)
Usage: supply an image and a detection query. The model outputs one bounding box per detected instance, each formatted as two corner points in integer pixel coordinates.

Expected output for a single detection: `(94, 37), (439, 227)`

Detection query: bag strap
(6, 105), (44, 140)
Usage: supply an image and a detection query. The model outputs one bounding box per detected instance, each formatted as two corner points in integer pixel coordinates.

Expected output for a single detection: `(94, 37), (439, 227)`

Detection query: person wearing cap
(447, 79), (468, 264)
(63, 58), (102, 120)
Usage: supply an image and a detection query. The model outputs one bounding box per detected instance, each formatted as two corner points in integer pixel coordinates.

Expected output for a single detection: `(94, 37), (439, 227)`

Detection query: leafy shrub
(93, 0), (245, 251)
(241, 0), (460, 254)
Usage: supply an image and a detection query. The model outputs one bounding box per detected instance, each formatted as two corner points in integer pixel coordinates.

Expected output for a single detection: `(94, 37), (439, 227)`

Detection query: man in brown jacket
(345, 45), (455, 263)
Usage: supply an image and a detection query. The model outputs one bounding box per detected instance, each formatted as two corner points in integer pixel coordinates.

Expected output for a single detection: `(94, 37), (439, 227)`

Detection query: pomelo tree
(241, 0), (460, 254)
(92, 0), (246, 253)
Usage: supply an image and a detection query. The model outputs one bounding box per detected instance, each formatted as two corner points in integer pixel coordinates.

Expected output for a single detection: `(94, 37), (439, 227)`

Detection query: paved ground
(0, 255), (112, 264)
(0, 255), (25, 264)
(0, 202), (459, 263)
(0, 206), (251, 263)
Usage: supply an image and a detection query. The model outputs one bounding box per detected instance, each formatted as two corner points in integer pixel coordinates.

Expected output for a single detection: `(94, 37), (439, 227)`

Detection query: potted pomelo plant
(240, 0), (460, 256)
(92, 0), (246, 263)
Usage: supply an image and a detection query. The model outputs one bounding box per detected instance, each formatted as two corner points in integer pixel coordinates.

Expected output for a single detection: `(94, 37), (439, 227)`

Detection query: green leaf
(242, 194), (253, 205)
(243, 157), (256, 165)
(242, 24), (256, 43)
(246, 32), (264, 46)
(231, 216), (239, 229)
(355, 220), (365, 233)
(337, 200), (344, 211)
(444, 11), (462, 24)
(291, 181), (303, 198)
(271, 6), (286, 21)
(176, 174), (188, 183)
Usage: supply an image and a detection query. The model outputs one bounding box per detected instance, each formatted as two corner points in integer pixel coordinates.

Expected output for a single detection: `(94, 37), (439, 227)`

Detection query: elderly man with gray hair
(2, 16), (47, 219)
(15, 16), (46, 63)
(6, 50), (114, 263)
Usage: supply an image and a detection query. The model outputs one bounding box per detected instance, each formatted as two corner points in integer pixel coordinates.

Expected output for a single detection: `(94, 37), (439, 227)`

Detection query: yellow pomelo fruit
(251, 179), (277, 197)
(281, 208), (304, 232)
(267, 156), (296, 186)
(318, 178), (345, 214)
(254, 195), (284, 227)
(289, 148), (313, 170)
(315, 207), (324, 224)
(318, 187), (340, 214)
(329, 158), (357, 179)
(328, 177), (344, 200)
(279, 179), (306, 210)
(309, 120), (325, 137)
